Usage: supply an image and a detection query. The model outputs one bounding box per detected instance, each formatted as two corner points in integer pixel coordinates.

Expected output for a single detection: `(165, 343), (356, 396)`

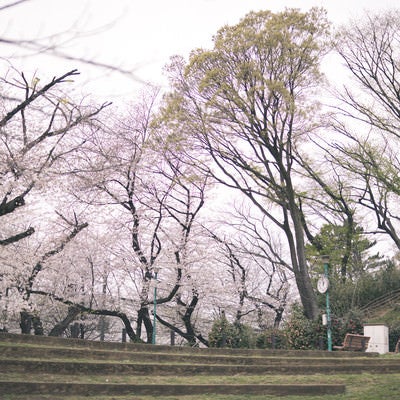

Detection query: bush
(256, 328), (286, 349)
(208, 317), (256, 348)
(208, 307), (366, 350)
(283, 305), (322, 350)
(389, 323), (400, 352)
(283, 304), (365, 350)
(234, 323), (256, 348)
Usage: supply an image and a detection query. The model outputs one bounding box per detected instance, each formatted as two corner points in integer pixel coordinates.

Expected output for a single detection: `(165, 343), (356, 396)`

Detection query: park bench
(333, 333), (370, 352)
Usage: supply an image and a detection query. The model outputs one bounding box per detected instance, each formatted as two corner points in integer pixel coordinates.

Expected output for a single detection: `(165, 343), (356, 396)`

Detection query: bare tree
(332, 10), (400, 251)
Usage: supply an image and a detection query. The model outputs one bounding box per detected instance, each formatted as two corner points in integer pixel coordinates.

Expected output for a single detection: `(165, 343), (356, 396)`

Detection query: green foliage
(256, 328), (286, 349)
(234, 323), (256, 349)
(187, 7), (330, 119)
(355, 261), (400, 307)
(324, 278), (357, 316)
(208, 317), (235, 348)
(283, 304), (364, 350)
(306, 223), (383, 282)
(208, 317), (256, 348)
(283, 305), (323, 350)
(208, 305), (367, 351)
(388, 322), (400, 352)
(307, 223), (400, 320)
(326, 261), (400, 316)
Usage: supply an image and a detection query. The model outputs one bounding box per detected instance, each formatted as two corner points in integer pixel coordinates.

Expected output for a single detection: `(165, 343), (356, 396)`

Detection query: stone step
(0, 343), (380, 366)
(0, 381), (346, 397)
(1, 357), (400, 375)
(7, 332), (398, 397)
(0, 332), (377, 358)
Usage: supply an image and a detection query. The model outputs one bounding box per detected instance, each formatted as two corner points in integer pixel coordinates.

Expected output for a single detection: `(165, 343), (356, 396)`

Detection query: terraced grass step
(5, 332), (399, 398)
(1, 357), (400, 375)
(0, 381), (346, 396)
(0, 343), (381, 366)
(0, 332), (378, 358)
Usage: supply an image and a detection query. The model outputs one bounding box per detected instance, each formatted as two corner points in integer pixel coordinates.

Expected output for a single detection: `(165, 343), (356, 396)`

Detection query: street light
(152, 266), (160, 345)
(320, 255), (332, 351)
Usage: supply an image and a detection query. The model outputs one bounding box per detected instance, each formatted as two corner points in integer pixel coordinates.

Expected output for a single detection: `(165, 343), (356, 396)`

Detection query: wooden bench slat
(333, 333), (370, 352)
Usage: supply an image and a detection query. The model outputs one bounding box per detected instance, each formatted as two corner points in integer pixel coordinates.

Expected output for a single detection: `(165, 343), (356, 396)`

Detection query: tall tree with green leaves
(306, 223), (383, 281)
(160, 8), (330, 319)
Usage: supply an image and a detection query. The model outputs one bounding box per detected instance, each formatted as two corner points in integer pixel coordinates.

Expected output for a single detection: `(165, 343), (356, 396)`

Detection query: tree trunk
(32, 315), (44, 335)
(20, 311), (32, 334)
(49, 306), (81, 337)
(286, 200), (319, 320)
(138, 306), (153, 343)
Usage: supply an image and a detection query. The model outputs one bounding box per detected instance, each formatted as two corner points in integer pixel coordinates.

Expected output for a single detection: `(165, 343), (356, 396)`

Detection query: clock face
(317, 276), (329, 294)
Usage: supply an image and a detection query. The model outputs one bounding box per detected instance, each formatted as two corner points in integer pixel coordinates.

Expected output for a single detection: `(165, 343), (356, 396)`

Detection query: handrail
(360, 288), (400, 315)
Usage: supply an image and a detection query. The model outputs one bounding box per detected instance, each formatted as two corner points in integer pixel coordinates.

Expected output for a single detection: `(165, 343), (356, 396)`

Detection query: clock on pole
(317, 275), (329, 294)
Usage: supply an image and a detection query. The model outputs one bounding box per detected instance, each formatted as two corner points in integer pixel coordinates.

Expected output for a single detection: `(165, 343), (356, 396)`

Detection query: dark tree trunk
(20, 311), (32, 334)
(70, 322), (81, 338)
(49, 306), (81, 337)
(32, 315), (44, 335)
(20, 311), (44, 335)
(138, 306), (153, 343)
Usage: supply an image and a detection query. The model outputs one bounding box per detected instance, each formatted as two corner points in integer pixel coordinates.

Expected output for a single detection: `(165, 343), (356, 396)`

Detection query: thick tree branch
(30, 290), (139, 342)
(0, 227), (34, 246)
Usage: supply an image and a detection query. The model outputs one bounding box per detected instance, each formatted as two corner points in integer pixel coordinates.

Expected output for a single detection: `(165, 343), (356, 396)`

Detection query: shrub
(389, 323), (400, 352)
(234, 323), (256, 348)
(256, 328), (286, 349)
(283, 305), (322, 350)
(283, 304), (365, 350)
(208, 317), (256, 348)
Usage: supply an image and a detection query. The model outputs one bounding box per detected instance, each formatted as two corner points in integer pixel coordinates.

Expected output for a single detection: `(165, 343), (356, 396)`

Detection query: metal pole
(100, 277), (107, 341)
(152, 269), (158, 345)
(322, 256), (332, 351)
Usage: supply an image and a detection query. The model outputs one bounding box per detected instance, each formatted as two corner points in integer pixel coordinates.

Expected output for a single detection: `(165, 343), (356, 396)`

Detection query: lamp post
(152, 266), (160, 345)
(321, 255), (332, 351)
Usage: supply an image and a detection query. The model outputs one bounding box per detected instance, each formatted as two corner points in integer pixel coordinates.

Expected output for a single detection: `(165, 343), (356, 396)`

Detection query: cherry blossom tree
(0, 68), (109, 332)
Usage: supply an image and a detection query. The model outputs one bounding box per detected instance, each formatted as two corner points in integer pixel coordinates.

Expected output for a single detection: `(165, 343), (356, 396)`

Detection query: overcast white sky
(1, 0), (397, 103)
